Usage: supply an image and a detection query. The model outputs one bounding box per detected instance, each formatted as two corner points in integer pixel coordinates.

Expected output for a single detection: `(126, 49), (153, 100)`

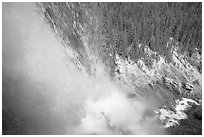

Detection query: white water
(2, 3), (165, 134)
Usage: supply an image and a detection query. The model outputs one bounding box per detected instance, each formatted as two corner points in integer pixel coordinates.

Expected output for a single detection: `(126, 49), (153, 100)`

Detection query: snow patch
(155, 98), (200, 128)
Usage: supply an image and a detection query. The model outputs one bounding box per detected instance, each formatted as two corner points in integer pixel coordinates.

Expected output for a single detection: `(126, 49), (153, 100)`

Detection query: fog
(2, 3), (165, 134)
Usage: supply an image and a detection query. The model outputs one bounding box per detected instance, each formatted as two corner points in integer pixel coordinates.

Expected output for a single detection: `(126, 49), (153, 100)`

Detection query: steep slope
(36, 2), (202, 134)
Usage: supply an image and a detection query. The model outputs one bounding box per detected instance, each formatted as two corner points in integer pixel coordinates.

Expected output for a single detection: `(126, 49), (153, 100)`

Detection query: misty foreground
(2, 3), (202, 135)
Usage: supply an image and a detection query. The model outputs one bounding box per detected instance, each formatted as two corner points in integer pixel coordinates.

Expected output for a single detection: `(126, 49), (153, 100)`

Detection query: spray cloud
(2, 3), (165, 135)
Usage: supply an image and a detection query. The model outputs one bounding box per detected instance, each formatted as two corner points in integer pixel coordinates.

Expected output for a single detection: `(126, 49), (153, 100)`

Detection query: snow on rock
(137, 59), (155, 77)
(114, 43), (201, 98)
(155, 98), (200, 128)
(155, 108), (185, 128)
(175, 98), (199, 111)
(144, 45), (156, 57)
(114, 54), (151, 88)
(113, 38), (202, 130)
(114, 45), (201, 90)
(114, 50), (168, 89)
(171, 47), (202, 85)
(156, 56), (165, 70)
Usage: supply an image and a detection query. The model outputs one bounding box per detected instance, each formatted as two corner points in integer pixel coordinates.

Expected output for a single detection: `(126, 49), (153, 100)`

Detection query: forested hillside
(37, 2), (202, 74)
(3, 3), (202, 135)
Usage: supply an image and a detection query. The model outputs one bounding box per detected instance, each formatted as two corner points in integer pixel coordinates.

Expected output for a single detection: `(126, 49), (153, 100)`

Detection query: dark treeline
(38, 2), (202, 71)
(96, 3), (202, 58)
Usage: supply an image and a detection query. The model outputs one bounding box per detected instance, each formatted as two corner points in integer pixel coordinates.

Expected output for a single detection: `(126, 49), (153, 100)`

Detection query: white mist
(2, 3), (165, 135)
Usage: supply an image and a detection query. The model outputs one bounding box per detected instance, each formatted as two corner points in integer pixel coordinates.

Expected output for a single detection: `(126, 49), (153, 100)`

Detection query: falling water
(2, 3), (165, 135)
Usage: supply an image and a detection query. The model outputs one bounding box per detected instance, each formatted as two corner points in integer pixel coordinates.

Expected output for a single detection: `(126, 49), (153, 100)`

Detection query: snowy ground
(155, 98), (200, 128)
